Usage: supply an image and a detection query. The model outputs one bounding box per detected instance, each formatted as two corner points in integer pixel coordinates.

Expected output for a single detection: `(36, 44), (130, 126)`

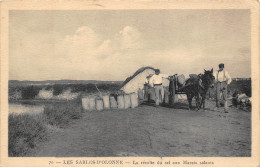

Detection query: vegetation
(207, 79), (251, 99)
(228, 79), (251, 97)
(8, 100), (83, 156)
(21, 86), (43, 99)
(9, 83), (122, 99)
(43, 101), (82, 128)
(8, 113), (46, 156)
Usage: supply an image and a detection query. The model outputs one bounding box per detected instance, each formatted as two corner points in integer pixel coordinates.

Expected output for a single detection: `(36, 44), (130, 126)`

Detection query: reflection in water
(9, 103), (44, 115)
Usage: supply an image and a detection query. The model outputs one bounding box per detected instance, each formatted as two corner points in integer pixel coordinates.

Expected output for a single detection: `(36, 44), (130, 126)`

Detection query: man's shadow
(140, 100), (190, 110)
(140, 99), (211, 111)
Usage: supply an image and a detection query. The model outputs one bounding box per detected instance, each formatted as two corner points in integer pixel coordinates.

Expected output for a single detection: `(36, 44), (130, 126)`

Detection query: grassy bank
(8, 113), (46, 156)
(8, 100), (83, 156)
(43, 100), (82, 128)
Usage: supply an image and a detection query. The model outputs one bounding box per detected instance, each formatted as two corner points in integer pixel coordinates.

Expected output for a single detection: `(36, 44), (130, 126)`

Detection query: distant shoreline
(8, 80), (124, 86)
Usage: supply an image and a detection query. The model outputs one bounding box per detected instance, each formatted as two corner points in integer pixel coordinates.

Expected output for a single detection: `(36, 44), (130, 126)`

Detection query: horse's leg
(202, 98), (205, 110)
(199, 92), (205, 110)
(191, 94), (195, 110)
(199, 98), (203, 109)
(202, 93), (207, 110)
(201, 95), (206, 111)
(187, 93), (193, 110)
(195, 93), (201, 111)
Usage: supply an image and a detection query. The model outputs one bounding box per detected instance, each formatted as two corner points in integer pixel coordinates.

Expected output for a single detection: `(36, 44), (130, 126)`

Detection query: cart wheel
(172, 88), (176, 104)
(169, 77), (175, 107)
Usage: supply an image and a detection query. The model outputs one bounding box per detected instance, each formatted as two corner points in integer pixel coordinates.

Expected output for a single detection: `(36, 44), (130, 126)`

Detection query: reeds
(8, 113), (46, 156)
(8, 100), (83, 156)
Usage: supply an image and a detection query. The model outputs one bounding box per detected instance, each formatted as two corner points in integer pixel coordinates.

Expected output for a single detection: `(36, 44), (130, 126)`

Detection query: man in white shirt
(214, 63), (232, 112)
(150, 69), (169, 106)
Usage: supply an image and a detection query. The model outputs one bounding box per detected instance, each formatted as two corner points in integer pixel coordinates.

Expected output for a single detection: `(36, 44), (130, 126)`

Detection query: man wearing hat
(144, 74), (153, 103)
(150, 69), (169, 106)
(214, 63), (232, 113)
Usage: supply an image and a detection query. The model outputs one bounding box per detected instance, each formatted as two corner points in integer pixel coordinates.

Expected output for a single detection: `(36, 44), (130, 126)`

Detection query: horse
(184, 69), (215, 110)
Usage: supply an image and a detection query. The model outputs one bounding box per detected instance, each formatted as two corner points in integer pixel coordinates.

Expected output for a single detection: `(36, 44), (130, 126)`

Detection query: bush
(9, 83), (122, 100)
(52, 84), (68, 96)
(8, 100), (83, 156)
(43, 101), (82, 128)
(8, 113), (47, 156)
(70, 84), (95, 93)
(206, 80), (251, 100)
(21, 86), (42, 99)
(228, 80), (251, 97)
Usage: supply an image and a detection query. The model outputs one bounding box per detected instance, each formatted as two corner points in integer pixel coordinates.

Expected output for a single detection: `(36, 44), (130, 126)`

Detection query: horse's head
(203, 68), (215, 88)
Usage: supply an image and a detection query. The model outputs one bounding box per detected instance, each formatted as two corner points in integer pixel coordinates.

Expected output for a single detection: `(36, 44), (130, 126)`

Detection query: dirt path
(28, 101), (251, 157)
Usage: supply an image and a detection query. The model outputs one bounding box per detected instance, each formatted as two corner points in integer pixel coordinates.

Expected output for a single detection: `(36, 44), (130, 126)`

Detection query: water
(9, 103), (45, 115)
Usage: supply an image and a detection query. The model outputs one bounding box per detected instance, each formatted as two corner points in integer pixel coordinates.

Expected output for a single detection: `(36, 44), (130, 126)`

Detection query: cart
(168, 74), (188, 106)
(143, 74), (191, 106)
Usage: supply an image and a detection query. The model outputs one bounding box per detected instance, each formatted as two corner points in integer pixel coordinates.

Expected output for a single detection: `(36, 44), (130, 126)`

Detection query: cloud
(48, 26), (144, 80)
(119, 26), (142, 50)
(56, 25), (142, 61)
(54, 26), (142, 63)
(9, 11), (251, 81)
(52, 25), (210, 80)
(11, 25), (250, 81)
(56, 26), (113, 59)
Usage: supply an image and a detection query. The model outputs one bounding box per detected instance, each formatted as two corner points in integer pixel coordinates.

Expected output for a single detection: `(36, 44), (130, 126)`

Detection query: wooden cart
(143, 74), (189, 106)
(168, 74), (187, 106)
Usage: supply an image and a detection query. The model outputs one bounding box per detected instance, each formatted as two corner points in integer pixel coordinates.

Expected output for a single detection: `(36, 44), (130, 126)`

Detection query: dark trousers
(144, 84), (149, 99)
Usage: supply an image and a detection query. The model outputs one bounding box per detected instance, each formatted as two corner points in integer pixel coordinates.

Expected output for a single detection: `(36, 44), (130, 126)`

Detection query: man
(144, 75), (152, 101)
(214, 63), (232, 113)
(150, 69), (169, 106)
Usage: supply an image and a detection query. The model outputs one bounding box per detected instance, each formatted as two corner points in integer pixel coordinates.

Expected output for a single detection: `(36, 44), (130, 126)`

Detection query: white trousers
(154, 85), (164, 105)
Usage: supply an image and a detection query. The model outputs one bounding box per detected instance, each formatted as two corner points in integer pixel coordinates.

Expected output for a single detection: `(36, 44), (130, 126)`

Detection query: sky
(9, 10), (250, 81)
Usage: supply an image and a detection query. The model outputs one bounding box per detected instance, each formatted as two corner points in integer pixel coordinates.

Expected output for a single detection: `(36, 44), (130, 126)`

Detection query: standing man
(144, 75), (152, 101)
(214, 63), (232, 113)
(150, 69), (169, 106)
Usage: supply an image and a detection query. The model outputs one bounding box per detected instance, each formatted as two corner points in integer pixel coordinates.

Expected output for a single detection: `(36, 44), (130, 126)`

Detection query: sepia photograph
(1, 0), (259, 167)
(8, 9), (252, 157)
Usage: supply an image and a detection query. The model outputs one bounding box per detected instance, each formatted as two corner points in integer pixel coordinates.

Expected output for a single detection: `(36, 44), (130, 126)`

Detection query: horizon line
(8, 77), (251, 82)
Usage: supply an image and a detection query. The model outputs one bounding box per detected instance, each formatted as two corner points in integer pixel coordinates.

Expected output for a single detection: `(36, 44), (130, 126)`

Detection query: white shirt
(150, 74), (168, 86)
(145, 78), (150, 84)
(214, 70), (232, 84)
